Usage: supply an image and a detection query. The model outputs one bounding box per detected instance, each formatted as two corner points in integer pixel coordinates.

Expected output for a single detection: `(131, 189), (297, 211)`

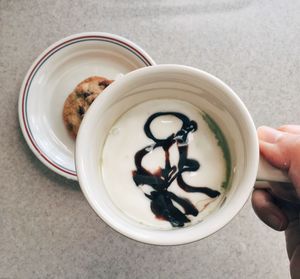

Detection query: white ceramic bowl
(18, 32), (155, 180)
(76, 65), (259, 245)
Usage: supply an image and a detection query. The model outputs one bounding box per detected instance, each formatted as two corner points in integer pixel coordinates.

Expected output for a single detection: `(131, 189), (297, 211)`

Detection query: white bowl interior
(76, 65), (258, 245)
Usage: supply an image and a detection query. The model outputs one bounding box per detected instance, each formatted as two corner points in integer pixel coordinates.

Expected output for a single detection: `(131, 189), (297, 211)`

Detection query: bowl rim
(76, 64), (259, 245)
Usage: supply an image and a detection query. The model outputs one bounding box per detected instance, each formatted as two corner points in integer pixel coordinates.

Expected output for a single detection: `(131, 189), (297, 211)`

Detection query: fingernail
(266, 214), (284, 230)
(258, 126), (283, 144)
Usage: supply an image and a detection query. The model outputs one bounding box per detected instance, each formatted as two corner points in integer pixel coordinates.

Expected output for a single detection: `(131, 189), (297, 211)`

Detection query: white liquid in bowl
(101, 99), (230, 229)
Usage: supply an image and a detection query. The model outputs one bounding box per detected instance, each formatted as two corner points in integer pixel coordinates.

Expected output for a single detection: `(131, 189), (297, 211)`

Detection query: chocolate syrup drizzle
(132, 112), (221, 227)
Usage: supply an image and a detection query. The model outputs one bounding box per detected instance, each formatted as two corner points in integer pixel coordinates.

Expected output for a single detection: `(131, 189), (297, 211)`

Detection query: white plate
(18, 32), (155, 180)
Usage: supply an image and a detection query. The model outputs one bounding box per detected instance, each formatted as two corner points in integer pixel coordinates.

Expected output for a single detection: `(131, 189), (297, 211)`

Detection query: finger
(257, 126), (286, 144)
(278, 125), (300, 135)
(255, 182), (300, 222)
(255, 181), (300, 205)
(258, 126), (300, 170)
(259, 140), (290, 170)
(257, 126), (291, 169)
(260, 140), (300, 198)
(269, 182), (300, 204)
(258, 126), (300, 197)
(252, 189), (289, 231)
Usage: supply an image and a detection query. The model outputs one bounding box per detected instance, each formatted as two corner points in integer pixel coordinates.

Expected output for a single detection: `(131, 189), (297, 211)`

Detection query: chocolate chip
(78, 106), (85, 117)
(98, 80), (111, 88)
(67, 123), (73, 131)
(82, 92), (91, 98)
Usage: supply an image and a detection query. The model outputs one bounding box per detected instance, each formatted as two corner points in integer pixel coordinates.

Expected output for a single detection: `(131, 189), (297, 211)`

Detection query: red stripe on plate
(21, 35), (152, 176)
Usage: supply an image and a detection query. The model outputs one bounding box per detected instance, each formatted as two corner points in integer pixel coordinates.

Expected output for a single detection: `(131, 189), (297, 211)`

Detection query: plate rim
(18, 32), (156, 180)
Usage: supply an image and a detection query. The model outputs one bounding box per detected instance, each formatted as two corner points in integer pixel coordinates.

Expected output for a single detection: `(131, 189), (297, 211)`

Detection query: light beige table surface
(1, 1), (300, 278)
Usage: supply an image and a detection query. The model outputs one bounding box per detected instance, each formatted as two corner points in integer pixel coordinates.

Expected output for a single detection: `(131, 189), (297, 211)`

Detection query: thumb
(258, 126), (300, 196)
(258, 126), (291, 169)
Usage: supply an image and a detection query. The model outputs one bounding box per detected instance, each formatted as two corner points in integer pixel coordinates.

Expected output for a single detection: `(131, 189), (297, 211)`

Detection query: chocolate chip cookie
(63, 76), (113, 138)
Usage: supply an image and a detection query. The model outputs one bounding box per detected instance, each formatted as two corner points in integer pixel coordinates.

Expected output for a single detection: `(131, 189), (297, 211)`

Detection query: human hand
(252, 125), (300, 279)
